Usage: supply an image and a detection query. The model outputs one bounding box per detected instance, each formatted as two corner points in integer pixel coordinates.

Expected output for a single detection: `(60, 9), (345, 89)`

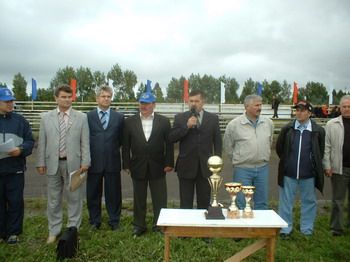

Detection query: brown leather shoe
(46, 235), (57, 244)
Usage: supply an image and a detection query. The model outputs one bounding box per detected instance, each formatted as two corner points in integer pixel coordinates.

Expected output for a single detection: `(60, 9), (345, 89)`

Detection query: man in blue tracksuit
(276, 101), (325, 240)
(0, 87), (34, 244)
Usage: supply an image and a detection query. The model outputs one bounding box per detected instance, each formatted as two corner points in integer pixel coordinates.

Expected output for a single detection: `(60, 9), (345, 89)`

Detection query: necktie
(100, 111), (107, 129)
(196, 114), (201, 128)
(59, 112), (66, 153)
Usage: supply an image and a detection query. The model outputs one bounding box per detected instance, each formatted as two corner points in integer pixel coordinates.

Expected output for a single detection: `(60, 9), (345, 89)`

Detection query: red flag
(292, 82), (298, 104)
(184, 80), (189, 102)
(70, 78), (77, 101)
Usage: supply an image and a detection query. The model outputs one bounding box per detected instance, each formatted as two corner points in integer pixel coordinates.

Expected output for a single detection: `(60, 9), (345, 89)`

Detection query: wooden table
(157, 208), (287, 262)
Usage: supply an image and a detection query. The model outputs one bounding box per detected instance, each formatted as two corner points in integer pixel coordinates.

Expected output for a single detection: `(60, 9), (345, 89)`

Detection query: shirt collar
(57, 107), (71, 116)
(294, 119), (312, 131)
(140, 112), (154, 120)
(244, 113), (259, 127)
(98, 107), (110, 115)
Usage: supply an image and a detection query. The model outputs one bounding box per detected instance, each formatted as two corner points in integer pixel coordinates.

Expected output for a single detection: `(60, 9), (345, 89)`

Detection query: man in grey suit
(36, 84), (90, 244)
(87, 85), (124, 231)
(122, 92), (174, 237)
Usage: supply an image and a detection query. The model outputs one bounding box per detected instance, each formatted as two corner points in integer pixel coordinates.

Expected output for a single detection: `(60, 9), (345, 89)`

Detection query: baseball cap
(293, 101), (313, 112)
(139, 92), (155, 103)
(0, 87), (16, 101)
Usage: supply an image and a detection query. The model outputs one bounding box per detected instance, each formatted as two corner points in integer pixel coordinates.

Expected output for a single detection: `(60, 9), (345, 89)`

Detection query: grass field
(0, 199), (349, 262)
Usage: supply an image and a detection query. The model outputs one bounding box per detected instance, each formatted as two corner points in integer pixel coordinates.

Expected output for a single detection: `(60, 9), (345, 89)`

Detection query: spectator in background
(0, 87), (34, 244)
(323, 95), (350, 237)
(272, 95), (280, 118)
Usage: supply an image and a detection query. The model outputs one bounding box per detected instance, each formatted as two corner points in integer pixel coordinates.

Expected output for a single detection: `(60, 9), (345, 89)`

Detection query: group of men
(1, 84), (350, 245)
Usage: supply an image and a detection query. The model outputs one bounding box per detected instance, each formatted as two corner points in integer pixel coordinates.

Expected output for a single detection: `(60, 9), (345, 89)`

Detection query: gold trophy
(224, 183), (242, 219)
(241, 186), (255, 218)
(205, 156), (225, 219)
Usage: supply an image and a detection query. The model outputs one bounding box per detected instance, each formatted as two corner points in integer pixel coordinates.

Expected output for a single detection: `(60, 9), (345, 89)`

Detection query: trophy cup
(224, 183), (242, 219)
(241, 186), (255, 218)
(205, 156), (225, 219)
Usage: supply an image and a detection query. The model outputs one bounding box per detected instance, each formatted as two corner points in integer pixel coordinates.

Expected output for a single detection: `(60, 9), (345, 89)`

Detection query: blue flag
(146, 79), (152, 93)
(32, 78), (37, 100)
(257, 82), (262, 96)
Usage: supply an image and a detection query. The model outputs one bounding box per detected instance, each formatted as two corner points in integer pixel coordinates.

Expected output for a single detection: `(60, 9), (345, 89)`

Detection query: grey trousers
(46, 160), (83, 236)
(330, 167), (350, 233)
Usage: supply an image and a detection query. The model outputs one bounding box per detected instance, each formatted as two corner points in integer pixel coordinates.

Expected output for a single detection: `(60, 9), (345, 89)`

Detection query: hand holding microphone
(187, 106), (198, 129)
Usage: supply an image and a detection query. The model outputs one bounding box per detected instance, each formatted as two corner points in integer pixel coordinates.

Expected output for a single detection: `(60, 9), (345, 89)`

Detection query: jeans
(278, 176), (316, 235)
(233, 165), (269, 210)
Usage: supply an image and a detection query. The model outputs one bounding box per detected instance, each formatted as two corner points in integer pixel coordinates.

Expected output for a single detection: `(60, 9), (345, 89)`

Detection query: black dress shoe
(133, 228), (145, 237)
(280, 233), (290, 240)
(232, 238), (242, 242)
(332, 231), (343, 237)
(110, 224), (120, 231)
(152, 227), (164, 234)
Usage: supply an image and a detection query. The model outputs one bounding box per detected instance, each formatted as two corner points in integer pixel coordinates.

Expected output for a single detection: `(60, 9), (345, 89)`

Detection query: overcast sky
(1, 0), (350, 96)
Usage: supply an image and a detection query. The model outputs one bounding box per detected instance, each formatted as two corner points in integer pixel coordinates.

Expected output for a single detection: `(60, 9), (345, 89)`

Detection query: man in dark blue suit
(87, 85), (124, 231)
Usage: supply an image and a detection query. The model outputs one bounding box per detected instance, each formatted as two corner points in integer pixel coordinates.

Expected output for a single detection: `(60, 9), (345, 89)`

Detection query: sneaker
(46, 235), (57, 244)
(280, 233), (290, 240)
(7, 235), (19, 244)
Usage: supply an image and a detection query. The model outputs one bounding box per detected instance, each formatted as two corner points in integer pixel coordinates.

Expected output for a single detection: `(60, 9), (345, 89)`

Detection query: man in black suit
(87, 85), (124, 231)
(169, 90), (222, 210)
(122, 92), (174, 237)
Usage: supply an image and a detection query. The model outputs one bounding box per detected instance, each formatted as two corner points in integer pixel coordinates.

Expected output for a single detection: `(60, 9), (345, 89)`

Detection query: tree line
(1, 63), (348, 105)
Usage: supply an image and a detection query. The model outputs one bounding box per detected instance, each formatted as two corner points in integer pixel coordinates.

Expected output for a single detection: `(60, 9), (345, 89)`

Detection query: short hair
(189, 90), (205, 100)
(96, 85), (113, 97)
(340, 95), (350, 106)
(244, 94), (262, 105)
(54, 84), (73, 97)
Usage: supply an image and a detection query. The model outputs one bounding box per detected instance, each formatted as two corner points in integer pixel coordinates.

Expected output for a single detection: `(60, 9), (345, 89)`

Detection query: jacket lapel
(50, 110), (59, 131)
(149, 114), (160, 140)
(67, 109), (76, 132)
(134, 115), (147, 141)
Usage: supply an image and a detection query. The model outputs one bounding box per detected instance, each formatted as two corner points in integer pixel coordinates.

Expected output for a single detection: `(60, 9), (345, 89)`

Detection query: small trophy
(205, 156), (225, 219)
(241, 186), (255, 218)
(224, 182), (242, 219)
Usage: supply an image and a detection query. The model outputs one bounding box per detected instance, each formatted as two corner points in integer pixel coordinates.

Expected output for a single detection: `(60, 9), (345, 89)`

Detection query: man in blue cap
(122, 92), (174, 237)
(0, 87), (34, 244)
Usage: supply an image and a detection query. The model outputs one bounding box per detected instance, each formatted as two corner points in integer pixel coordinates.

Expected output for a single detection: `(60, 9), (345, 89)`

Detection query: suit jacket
(169, 110), (222, 179)
(122, 113), (174, 179)
(87, 109), (124, 173)
(36, 108), (91, 175)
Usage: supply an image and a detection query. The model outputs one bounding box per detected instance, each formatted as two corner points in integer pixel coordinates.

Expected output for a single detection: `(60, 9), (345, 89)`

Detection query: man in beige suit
(36, 84), (90, 244)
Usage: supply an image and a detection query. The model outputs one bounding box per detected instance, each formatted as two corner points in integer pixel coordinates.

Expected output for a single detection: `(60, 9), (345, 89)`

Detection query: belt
(59, 157), (67, 160)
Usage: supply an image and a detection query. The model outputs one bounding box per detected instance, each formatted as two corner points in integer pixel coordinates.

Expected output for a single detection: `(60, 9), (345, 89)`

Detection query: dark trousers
(86, 171), (122, 226)
(0, 173), (24, 239)
(179, 166), (211, 209)
(331, 168), (350, 233)
(132, 170), (167, 231)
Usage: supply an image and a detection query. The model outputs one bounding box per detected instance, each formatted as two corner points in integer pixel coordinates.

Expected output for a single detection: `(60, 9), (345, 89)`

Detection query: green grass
(0, 199), (349, 262)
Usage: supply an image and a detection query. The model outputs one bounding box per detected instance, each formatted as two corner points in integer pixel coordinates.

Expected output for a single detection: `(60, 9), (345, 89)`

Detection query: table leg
(164, 234), (170, 262)
(266, 237), (275, 262)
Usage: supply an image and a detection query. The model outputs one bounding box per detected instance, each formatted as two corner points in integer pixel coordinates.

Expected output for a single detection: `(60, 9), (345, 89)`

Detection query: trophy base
(243, 210), (254, 218)
(205, 206), (225, 220)
(227, 210), (240, 219)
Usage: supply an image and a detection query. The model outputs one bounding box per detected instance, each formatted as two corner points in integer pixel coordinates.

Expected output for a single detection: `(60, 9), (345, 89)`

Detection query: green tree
(279, 80), (291, 103)
(12, 73), (28, 100)
(239, 78), (256, 103)
(332, 89), (346, 105)
(0, 82), (8, 87)
(122, 70), (137, 101)
(93, 71), (106, 88)
(50, 66), (76, 90)
(76, 66), (94, 102)
(298, 82), (328, 105)
(166, 76), (186, 102)
(135, 82), (146, 101)
(153, 82), (164, 102)
(37, 87), (55, 101)
(107, 64), (124, 101)
(218, 75), (239, 104)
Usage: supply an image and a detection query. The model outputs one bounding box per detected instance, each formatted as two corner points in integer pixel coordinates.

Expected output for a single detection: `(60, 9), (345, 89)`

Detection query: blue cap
(0, 87), (16, 101)
(139, 92), (155, 103)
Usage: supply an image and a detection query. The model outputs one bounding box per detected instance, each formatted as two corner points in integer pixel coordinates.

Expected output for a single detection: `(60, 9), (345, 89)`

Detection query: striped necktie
(100, 111), (107, 129)
(59, 112), (66, 153)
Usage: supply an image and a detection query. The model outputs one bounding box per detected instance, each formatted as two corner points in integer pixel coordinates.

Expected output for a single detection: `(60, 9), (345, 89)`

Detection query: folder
(69, 169), (87, 192)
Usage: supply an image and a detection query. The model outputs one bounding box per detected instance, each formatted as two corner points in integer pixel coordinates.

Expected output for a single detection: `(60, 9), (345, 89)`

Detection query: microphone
(190, 107), (197, 128)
